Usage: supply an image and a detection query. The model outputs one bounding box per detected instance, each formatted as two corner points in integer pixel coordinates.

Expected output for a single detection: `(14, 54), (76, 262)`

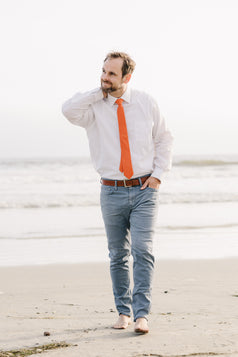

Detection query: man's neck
(110, 84), (127, 98)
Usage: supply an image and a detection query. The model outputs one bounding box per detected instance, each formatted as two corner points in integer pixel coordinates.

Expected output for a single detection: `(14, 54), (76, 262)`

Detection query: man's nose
(102, 72), (109, 81)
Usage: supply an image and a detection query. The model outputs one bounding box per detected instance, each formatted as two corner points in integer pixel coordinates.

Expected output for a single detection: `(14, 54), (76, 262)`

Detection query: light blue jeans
(100, 177), (159, 321)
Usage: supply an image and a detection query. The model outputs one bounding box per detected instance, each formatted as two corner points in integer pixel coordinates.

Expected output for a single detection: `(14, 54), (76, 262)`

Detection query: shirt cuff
(151, 167), (164, 183)
(71, 87), (104, 104)
(92, 88), (104, 102)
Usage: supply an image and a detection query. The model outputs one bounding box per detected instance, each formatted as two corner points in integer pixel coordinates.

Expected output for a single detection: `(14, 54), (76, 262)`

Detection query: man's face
(101, 58), (126, 93)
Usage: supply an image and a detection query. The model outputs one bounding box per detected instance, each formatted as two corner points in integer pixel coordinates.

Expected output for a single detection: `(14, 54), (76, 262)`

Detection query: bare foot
(134, 317), (149, 334)
(113, 314), (131, 329)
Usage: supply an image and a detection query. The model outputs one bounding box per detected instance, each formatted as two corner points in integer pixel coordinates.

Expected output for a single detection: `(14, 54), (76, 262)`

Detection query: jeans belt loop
(138, 177), (142, 186)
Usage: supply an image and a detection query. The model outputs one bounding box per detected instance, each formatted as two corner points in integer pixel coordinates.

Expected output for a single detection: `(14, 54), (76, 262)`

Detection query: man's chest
(93, 102), (153, 140)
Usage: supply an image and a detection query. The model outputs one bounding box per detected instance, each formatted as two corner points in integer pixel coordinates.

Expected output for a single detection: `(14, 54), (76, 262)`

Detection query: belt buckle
(123, 179), (132, 187)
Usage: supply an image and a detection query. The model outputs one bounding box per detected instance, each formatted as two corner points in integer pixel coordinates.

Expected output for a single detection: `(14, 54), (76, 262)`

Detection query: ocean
(0, 155), (237, 266)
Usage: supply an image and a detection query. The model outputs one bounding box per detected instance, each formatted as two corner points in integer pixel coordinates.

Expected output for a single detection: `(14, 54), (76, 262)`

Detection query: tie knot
(115, 98), (123, 106)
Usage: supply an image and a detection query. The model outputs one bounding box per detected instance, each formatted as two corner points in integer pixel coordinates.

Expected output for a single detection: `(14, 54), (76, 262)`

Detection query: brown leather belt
(101, 175), (150, 187)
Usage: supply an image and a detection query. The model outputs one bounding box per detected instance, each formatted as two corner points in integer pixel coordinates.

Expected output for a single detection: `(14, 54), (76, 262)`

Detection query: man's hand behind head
(102, 89), (108, 98)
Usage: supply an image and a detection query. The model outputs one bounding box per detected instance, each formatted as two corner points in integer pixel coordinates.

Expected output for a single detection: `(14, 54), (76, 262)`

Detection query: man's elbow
(62, 102), (71, 119)
(61, 102), (77, 125)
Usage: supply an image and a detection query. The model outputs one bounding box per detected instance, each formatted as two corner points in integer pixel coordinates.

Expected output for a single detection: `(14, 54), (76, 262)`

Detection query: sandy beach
(0, 259), (238, 357)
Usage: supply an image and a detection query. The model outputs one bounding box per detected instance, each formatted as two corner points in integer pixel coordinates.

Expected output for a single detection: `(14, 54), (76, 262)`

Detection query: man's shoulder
(130, 88), (158, 104)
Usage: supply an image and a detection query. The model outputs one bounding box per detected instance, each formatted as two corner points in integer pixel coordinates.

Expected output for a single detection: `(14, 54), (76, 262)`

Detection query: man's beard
(101, 80), (122, 93)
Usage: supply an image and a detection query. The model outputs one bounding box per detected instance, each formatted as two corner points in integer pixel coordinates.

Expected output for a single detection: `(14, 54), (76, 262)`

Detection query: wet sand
(0, 259), (238, 357)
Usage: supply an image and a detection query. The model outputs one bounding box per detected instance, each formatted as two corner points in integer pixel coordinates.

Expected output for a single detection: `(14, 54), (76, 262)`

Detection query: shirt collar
(106, 86), (131, 106)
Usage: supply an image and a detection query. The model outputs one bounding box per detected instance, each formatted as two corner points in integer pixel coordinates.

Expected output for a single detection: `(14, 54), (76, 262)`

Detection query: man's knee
(109, 248), (130, 263)
(131, 246), (154, 264)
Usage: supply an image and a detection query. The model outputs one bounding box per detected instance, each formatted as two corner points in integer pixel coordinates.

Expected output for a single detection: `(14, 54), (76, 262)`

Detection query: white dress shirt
(62, 86), (173, 181)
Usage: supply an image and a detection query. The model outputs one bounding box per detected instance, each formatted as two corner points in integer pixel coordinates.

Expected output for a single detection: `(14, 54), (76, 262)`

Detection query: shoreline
(1, 255), (238, 269)
(1, 202), (238, 267)
(0, 259), (238, 356)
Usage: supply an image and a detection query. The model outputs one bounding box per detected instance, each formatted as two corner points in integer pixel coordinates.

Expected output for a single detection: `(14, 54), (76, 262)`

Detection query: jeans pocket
(100, 185), (115, 195)
(147, 186), (159, 193)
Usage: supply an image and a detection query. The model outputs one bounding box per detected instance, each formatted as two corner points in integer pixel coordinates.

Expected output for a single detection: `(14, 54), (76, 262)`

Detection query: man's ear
(124, 73), (132, 84)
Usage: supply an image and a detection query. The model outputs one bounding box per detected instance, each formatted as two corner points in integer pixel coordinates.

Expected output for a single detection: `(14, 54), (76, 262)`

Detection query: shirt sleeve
(62, 88), (104, 128)
(151, 100), (174, 182)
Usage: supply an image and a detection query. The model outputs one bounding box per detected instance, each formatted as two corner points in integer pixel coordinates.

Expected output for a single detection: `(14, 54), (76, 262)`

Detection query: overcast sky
(1, 0), (237, 158)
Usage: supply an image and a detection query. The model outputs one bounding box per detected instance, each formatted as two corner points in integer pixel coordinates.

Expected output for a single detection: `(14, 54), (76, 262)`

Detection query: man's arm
(152, 101), (173, 180)
(141, 100), (173, 190)
(62, 88), (104, 128)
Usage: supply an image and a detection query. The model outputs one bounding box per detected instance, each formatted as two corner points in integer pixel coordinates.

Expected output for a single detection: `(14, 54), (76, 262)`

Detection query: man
(62, 52), (173, 334)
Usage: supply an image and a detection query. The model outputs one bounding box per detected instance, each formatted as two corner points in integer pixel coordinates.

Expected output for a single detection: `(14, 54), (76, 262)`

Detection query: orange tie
(115, 98), (134, 179)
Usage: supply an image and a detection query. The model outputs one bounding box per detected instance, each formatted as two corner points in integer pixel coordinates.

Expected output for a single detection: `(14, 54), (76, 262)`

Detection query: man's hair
(104, 52), (136, 77)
